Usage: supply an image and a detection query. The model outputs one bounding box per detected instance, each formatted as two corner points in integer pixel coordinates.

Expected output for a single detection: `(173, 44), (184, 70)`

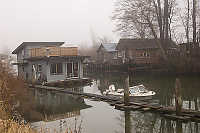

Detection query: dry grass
(0, 119), (83, 133)
(0, 119), (36, 133)
(0, 61), (83, 133)
(0, 61), (37, 132)
(0, 60), (42, 122)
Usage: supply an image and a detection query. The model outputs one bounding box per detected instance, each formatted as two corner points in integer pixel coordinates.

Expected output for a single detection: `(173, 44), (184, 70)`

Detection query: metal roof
(12, 42), (65, 54)
(98, 43), (117, 52)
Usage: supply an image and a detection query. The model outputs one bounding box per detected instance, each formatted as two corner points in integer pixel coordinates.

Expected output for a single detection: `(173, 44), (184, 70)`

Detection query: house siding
(18, 60), (48, 81)
(46, 62), (66, 82)
(116, 39), (164, 65)
(21, 59), (84, 82)
(97, 44), (118, 64)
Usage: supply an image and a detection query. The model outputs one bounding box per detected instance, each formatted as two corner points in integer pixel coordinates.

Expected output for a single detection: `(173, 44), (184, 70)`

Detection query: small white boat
(103, 84), (156, 97)
(129, 84), (156, 97)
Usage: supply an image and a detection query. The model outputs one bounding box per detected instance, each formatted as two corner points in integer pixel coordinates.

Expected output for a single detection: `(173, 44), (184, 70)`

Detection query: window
(118, 51), (122, 57)
(113, 52), (118, 59)
(57, 63), (63, 74)
(141, 52), (150, 57)
(37, 64), (42, 72)
(50, 63), (63, 75)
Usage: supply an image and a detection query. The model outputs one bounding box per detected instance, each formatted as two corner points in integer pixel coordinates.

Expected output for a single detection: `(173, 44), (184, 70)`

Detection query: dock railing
(30, 47), (78, 57)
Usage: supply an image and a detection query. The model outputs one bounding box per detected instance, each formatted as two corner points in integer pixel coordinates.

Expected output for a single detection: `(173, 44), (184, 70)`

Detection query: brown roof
(179, 42), (199, 46)
(117, 38), (176, 50)
(12, 42), (65, 54)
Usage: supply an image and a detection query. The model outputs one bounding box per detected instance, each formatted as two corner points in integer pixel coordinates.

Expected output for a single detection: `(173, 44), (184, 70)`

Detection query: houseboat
(12, 42), (89, 84)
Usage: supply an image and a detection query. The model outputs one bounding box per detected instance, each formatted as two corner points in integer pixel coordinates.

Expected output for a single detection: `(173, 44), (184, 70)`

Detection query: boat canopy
(129, 84), (148, 94)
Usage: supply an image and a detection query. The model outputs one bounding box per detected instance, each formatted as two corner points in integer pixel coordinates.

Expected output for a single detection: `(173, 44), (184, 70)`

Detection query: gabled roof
(179, 42), (200, 46)
(117, 38), (176, 50)
(12, 42), (65, 54)
(97, 43), (117, 52)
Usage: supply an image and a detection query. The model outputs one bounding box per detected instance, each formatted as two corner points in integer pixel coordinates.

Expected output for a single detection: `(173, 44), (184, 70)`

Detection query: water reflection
(116, 110), (200, 133)
(97, 73), (200, 110)
(125, 111), (131, 133)
(96, 73), (200, 133)
(31, 87), (91, 122)
(30, 73), (200, 133)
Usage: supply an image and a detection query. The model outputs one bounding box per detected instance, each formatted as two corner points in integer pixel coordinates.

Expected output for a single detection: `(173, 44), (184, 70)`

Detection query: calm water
(31, 74), (200, 133)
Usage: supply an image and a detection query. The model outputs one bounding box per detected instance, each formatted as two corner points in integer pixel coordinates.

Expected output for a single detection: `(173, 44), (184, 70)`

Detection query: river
(30, 73), (200, 133)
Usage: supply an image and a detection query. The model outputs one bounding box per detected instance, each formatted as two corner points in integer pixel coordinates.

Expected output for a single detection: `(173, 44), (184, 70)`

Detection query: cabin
(178, 42), (200, 57)
(96, 43), (118, 64)
(116, 38), (177, 65)
(12, 42), (87, 83)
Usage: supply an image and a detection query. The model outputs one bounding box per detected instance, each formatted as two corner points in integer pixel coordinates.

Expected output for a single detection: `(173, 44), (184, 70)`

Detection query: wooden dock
(42, 78), (92, 88)
(29, 84), (200, 123)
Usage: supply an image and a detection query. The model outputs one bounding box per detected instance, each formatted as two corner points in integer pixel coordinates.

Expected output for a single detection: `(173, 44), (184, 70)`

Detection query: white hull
(104, 91), (155, 97)
(103, 84), (156, 98)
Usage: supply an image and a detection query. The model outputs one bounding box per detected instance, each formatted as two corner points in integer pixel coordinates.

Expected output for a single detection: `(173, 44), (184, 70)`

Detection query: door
(73, 62), (78, 77)
(66, 62), (79, 78)
(67, 63), (72, 77)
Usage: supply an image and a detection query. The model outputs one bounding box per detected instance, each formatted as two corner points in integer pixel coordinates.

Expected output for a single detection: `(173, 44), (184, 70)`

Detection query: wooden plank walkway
(29, 84), (200, 123)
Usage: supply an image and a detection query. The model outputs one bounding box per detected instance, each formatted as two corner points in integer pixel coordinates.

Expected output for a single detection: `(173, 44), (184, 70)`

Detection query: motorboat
(129, 84), (156, 97)
(103, 84), (156, 97)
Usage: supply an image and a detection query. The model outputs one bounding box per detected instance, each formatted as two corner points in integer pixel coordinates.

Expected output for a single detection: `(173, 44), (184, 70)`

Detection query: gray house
(96, 43), (118, 63)
(12, 42), (86, 83)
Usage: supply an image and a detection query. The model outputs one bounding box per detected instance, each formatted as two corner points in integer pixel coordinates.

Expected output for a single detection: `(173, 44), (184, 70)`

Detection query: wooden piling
(124, 75), (130, 105)
(125, 111), (131, 133)
(175, 78), (183, 115)
(176, 121), (183, 133)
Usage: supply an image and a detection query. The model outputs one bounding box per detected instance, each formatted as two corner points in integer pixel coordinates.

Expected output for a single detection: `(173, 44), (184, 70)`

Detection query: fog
(0, 0), (118, 54)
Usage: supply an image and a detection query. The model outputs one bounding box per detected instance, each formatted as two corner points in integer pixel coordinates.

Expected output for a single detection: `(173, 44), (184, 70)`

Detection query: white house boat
(103, 84), (156, 98)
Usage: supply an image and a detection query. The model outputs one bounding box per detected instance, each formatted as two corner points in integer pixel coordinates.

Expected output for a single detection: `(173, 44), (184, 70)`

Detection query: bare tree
(112, 0), (178, 61)
(187, 0), (191, 49)
(79, 29), (113, 58)
(179, 0), (192, 54)
(112, 0), (155, 38)
(192, 0), (197, 47)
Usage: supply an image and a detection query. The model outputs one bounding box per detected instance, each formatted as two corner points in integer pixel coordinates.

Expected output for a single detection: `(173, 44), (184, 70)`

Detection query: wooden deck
(30, 47), (78, 57)
(29, 84), (200, 123)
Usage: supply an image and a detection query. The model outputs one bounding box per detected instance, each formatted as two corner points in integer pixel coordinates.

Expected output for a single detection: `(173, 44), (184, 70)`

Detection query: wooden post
(124, 75), (130, 105)
(176, 121), (183, 133)
(175, 78), (182, 115)
(125, 111), (131, 133)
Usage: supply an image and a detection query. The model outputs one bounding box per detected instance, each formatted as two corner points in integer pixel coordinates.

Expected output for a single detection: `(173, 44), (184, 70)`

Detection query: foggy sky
(0, 0), (118, 53)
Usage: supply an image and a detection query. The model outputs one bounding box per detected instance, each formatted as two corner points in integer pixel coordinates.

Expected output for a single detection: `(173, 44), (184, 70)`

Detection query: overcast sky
(0, 0), (118, 53)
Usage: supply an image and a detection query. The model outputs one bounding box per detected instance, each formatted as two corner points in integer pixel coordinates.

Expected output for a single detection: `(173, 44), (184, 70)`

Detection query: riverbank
(0, 61), (84, 132)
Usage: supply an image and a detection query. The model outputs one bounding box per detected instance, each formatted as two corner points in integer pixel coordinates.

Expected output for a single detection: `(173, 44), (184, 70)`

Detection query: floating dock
(29, 84), (200, 123)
